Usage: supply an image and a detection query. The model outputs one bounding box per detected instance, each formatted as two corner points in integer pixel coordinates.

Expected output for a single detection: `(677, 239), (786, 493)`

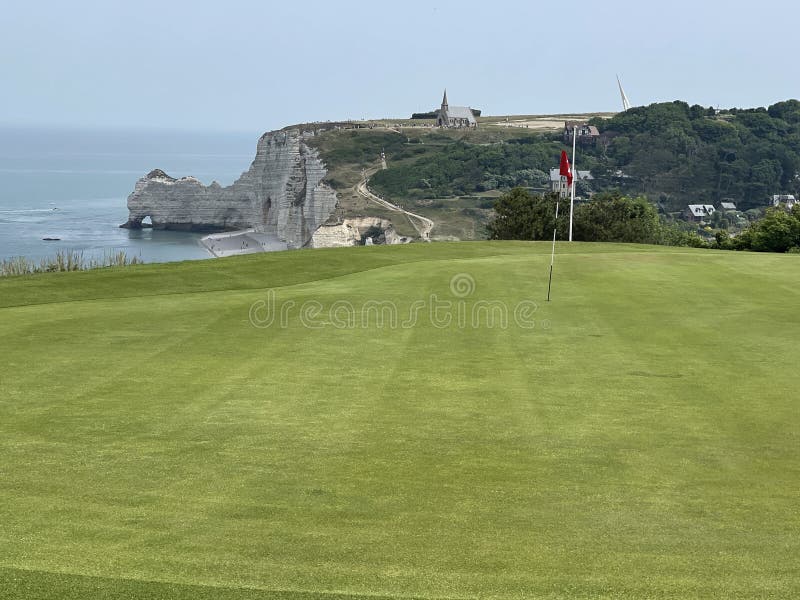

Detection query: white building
(549, 169), (593, 198)
(685, 204), (716, 222)
(772, 194), (797, 210)
(436, 90), (477, 128)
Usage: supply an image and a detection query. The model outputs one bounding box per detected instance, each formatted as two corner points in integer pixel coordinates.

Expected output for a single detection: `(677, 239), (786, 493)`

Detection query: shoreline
(199, 229), (289, 258)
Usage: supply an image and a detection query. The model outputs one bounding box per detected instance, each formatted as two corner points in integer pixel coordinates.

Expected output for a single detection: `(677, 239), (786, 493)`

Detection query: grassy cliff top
(295, 112), (616, 133)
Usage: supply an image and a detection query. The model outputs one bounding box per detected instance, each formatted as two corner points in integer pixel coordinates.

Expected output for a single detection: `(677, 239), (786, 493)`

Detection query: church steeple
(441, 89), (448, 111)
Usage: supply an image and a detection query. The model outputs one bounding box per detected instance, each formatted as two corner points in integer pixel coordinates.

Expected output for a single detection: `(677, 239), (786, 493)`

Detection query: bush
(489, 189), (717, 248)
(660, 224), (710, 248)
(573, 192), (662, 244)
(487, 188), (567, 241)
(745, 208), (800, 252)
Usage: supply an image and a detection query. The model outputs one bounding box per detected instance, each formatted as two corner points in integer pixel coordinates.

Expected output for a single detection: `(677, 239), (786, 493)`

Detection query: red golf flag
(559, 150), (573, 187)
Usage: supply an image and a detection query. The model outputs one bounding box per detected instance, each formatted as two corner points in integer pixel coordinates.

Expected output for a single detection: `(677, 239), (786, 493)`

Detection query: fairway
(1, 242), (798, 599)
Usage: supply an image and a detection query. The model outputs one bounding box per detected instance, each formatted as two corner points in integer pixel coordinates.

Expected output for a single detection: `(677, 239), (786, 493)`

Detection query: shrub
(1, 250), (142, 277)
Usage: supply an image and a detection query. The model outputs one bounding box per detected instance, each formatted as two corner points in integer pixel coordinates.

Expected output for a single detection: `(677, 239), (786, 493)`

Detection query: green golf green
(1, 242), (798, 599)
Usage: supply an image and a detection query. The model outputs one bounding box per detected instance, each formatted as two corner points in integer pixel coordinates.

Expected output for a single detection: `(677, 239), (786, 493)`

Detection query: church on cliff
(436, 90), (477, 128)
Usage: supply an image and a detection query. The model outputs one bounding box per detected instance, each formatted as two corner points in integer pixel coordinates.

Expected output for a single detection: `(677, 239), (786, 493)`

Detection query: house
(550, 169), (569, 197)
(436, 90), (477, 128)
(549, 169), (593, 198)
(564, 121), (600, 146)
(718, 200), (737, 211)
(772, 194), (797, 210)
(685, 204), (716, 222)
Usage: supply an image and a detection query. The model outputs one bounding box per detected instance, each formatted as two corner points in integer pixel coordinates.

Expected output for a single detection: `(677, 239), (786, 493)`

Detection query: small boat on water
(42, 237), (61, 241)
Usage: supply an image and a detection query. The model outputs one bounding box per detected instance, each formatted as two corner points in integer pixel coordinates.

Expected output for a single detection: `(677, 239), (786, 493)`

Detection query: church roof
(444, 105), (476, 123)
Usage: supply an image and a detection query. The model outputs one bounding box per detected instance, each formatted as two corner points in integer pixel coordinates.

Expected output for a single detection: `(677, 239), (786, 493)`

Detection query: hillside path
(356, 167), (433, 241)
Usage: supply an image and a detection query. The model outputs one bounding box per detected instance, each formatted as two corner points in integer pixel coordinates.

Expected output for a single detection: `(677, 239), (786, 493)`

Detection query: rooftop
(444, 105), (476, 123)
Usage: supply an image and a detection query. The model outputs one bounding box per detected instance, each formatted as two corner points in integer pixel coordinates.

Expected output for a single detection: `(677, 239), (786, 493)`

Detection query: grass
(1, 242), (799, 599)
(1, 249), (142, 277)
(478, 112), (617, 126)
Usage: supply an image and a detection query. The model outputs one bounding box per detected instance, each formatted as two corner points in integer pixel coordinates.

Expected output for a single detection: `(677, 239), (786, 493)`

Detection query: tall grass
(0, 250), (143, 277)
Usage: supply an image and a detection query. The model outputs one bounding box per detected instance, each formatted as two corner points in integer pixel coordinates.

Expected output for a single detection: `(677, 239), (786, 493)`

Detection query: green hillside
(1, 243), (799, 598)
(308, 124), (553, 240)
(585, 100), (800, 212)
(310, 101), (800, 241)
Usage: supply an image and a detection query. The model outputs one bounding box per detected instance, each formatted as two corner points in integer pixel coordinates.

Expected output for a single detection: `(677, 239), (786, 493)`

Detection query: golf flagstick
(547, 197), (560, 302)
(548, 150), (573, 302)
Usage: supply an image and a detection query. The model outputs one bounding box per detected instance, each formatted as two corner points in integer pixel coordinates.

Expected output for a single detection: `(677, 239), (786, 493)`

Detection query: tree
(487, 188), (566, 241)
(489, 189), (672, 246)
(573, 192), (662, 244)
(768, 100), (800, 123)
(747, 208), (800, 252)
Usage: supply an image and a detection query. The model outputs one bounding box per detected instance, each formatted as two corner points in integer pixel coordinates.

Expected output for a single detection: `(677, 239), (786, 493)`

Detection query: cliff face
(311, 217), (412, 248)
(121, 130), (338, 248)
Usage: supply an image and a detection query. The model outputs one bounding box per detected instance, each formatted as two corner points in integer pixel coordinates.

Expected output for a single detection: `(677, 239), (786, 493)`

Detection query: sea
(0, 126), (262, 264)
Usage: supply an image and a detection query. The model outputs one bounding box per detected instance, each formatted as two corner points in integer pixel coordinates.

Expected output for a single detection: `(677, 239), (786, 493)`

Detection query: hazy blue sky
(2, 0), (797, 132)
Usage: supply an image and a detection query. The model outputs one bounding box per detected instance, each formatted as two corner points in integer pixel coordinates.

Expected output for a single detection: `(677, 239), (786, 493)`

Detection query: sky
(1, 0), (798, 133)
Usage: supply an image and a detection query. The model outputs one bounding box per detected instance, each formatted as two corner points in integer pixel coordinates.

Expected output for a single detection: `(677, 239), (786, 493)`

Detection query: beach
(200, 229), (288, 257)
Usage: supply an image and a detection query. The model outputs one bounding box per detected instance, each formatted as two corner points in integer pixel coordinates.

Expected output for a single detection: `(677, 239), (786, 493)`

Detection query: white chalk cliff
(121, 129), (339, 249)
(311, 217), (412, 247)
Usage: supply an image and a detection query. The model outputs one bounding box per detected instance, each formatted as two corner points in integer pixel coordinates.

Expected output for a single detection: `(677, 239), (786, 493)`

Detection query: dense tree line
(489, 188), (800, 253)
(488, 189), (670, 244)
(719, 205), (800, 252)
(488, 189), (714, 247)
(587, 100), (800, 211)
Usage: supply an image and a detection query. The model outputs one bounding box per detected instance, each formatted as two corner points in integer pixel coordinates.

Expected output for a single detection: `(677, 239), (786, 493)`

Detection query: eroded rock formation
(311, 217), (412, 248)
(121, 130), (338, 248)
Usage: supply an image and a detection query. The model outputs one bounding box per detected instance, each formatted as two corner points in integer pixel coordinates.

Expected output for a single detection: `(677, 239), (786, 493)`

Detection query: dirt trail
(355, 167), (433, 241)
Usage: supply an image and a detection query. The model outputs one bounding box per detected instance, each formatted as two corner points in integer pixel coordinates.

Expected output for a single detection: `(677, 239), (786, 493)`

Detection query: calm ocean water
(0, 127), (261, 263)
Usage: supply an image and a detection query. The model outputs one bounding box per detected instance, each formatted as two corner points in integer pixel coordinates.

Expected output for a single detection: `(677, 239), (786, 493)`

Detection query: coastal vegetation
(1, 242), (798, 598)
(312, 101), (800, 242)
(488, 189), (668, 245)
(488, 188), (800, 253)
(721, 204), (800, 252)
(0, 249), (142, 277)
(586, 99), (800, 211)
(365, 101), (800, 211)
